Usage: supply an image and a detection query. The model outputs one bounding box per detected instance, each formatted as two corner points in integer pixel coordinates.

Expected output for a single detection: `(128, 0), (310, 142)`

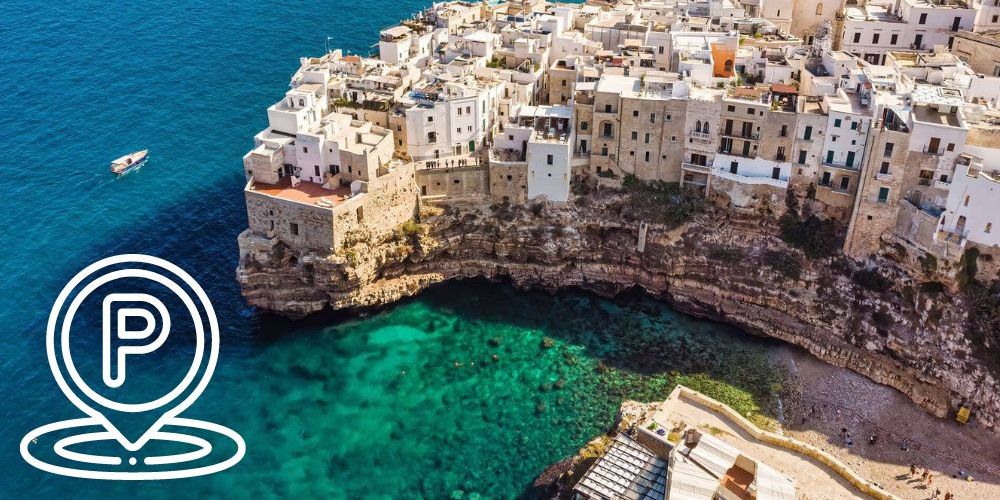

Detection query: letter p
(102, 293), (171, 388)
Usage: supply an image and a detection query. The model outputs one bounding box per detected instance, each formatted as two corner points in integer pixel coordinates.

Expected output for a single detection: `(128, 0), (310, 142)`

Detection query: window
(880, 161), (889, 174)
(780, 125), (787, 137)
(872, 33), (880, 44)
(877, 187), (889, 203)
(631, 131), (638, 140)
(644, 133), (650, 144)
(850, 121), (858, 130)
(601, 147), (608, 156)
(853, 32), (861, 44)
(650, 113), (656, 123)
(457, 128), (462, 133)
(561, 79), (566, 86)
(427, 116), (433, 122)
(947, 143), (955, 152)
(289, 223), (299, 236)
(314, 166), (320, 177)
(428, 132), (437, 142)
(356, 206), (364, 222)
(629, 151), (634, 156)
(644, 151), (650, 161)
(747, 107), (754, 115)
(803, 125), (812, 140)
(821, 171), (831, 185)
(633, 110), (639, 117)
(580, 121), (588, 131)
(834, 118), (842, 128)
(840, 177), (850, 190)
(604, 104), (612, 112)
(730, 161), (739, 174)
(798, 150), (807, 164)
(993, 15), (999, 22)
(303, 146), (308, 153)
(695, 120), (703, 133)
(884, 142), (894, 157)
(603, 122), (613, 137)
(466, 106), (471, 114)
(666, 114), (672, 121)
(546, 154), (553, 165)
(826, 150), (834, 163)
(816, 3), (823, 15)
(659, 46), (664, 54)
(330, 164), (340, 174)
(919, 13), (927, 24)
(776, 146), (786, 161)
(914, 34), (923, 47)
(890, 33), (898, 45)
(727, 105), (735, 112)
(457, 108), (462, 116)
(964, 195), (971, 206)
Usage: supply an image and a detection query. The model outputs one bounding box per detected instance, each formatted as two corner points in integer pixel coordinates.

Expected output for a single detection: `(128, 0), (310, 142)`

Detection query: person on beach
(910, 464), (917, 477)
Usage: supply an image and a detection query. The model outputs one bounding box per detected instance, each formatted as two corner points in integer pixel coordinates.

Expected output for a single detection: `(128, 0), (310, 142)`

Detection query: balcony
(822, 161), (859, 172)
(875, 172), (893, 181)
(922, 145), (944, 156)
(934, 179), (952, 190)
(682, 162), (711, 174)
(689, 131), (713, 143)
(720, 130), (760, 141)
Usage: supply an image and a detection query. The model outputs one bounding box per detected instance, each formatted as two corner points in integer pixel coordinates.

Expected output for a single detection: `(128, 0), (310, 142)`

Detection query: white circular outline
(20, 416), (245, 480)
(43, 254), (222, 452)
(58, 269), (205, 412)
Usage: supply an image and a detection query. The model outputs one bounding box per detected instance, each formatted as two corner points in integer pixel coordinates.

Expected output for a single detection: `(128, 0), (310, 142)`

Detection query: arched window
(695, 120), (703, 133)
(703, 123), (709, 134)
(815, 3), (823, 15)
(724, 59), (733, 73)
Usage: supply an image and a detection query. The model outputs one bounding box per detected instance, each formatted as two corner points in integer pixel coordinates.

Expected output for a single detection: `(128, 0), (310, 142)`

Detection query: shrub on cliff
(852, 267), (891, 293)
(763, 249), (804, 281)
(620, 175), (705, 228)
(963, 279), (1000, 375)
(778, 214), (842, 259)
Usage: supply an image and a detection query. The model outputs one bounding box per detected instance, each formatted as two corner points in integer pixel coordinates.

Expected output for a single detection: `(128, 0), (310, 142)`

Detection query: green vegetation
(778, 214), (843, 259)
(620, 175), (706, 228)
(345, 249), (359, 266)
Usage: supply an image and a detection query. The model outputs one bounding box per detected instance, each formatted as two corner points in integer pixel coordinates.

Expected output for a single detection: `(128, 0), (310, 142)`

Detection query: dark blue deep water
(0, 1), (786, 497)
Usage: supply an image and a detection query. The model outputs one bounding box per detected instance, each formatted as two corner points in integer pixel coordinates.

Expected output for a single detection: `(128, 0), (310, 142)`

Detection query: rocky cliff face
(236, 192), (1000, 433)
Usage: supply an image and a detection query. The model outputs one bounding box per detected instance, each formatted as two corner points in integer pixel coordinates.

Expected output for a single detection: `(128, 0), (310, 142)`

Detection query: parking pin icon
(20, 254), (245, 480)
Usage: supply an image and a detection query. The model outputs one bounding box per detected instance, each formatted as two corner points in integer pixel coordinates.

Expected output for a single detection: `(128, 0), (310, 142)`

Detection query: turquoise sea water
(0, 1), (786, 497)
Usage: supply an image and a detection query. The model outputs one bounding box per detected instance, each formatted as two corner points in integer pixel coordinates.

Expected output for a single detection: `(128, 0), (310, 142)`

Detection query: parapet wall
(669, 386), (899, 500)
(416, 165), (490, 201)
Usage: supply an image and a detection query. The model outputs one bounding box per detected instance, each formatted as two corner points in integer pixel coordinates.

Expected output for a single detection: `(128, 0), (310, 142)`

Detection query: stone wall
(416, 165), (490, 200)
(242, 163), (419, 254)
(489, 161), (529, 204)
(844, 128), (911, 259)
(244, 187), (336, 252)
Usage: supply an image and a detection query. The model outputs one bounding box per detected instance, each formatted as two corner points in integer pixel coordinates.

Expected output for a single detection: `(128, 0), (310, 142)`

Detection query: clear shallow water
(0, 0), (784, 497)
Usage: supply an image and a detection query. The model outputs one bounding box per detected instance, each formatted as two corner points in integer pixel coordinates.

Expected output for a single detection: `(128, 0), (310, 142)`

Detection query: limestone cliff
(236, 193), (1000, 433)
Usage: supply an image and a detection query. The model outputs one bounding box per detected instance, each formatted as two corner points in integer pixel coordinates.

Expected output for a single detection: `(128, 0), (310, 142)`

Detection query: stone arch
(815, 3), (823, 15)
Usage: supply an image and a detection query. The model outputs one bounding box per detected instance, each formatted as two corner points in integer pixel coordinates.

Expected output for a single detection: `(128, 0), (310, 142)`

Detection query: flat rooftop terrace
(249, 177), (352, 207)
